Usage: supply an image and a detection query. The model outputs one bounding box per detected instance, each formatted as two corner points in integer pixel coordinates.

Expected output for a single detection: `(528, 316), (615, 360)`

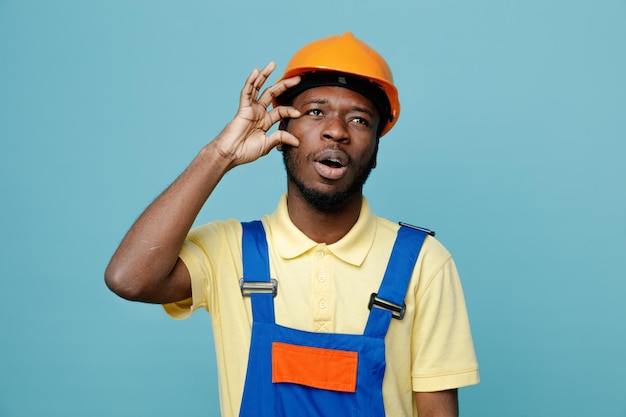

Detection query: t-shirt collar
(268, 194), (376, 266)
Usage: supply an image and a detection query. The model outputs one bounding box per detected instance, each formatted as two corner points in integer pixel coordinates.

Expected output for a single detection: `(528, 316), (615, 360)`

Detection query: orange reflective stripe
(271, 342), (358, 393)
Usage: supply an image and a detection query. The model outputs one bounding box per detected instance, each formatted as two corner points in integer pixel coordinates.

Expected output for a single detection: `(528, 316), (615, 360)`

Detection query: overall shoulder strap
(364, 224), (429, 338)
(241, 221), (275, 323)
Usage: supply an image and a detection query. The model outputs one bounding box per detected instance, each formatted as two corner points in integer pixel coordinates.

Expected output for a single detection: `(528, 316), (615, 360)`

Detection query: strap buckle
(399, 222), (436, 237)
(239, 278), (278, 297)
(368, 293), (406, 320)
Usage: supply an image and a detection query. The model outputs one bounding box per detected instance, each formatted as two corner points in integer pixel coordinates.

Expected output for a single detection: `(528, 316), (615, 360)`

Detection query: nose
(321, 115), (349, 143)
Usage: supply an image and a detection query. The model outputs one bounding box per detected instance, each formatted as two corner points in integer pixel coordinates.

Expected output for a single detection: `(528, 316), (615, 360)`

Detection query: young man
(105, 32), (479, 417)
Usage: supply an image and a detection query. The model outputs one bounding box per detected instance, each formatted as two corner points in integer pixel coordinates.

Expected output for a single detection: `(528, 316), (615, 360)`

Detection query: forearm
(415, 390), (459, 417)
(104, 142), (231, 302)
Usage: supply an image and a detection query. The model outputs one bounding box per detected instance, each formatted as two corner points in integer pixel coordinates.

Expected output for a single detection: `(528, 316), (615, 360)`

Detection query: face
(281, 86), (380, 212)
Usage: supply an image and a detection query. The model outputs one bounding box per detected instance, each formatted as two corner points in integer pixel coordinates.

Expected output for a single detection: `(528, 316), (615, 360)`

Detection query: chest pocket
(272, 342), (358, 392)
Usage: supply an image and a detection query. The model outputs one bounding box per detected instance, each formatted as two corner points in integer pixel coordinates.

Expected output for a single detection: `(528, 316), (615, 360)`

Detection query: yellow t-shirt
(164, 195), (479, 417)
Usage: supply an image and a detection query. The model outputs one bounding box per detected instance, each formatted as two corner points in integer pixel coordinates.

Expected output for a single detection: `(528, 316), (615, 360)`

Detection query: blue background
(1, 0), (625, 416)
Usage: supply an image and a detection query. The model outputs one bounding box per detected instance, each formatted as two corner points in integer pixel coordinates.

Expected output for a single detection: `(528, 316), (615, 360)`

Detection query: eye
(351, 116), (370, 127)
(305, 108), (323, 116)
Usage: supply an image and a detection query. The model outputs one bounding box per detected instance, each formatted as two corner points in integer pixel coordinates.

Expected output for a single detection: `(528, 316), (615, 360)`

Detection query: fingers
(266, 105), (301, 127)
(236, 62), (302, 150)
(257, 75), (301, 109)
(240, 62), (276, 105)
(268, 129), (300, 149)
(252, 62), (276, 102)
(240, 62), (301, 110)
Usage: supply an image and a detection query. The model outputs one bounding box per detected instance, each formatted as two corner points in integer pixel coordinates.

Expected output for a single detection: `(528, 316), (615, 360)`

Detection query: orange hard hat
(275, 32), (400, 137)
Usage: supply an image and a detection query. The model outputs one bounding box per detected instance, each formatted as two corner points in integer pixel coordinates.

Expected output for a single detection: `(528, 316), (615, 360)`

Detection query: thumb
(268, 130), (300, 151)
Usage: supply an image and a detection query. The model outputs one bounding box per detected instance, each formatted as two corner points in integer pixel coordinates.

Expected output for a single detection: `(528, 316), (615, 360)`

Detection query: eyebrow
(351, 106), (376, 118)
(301, 98), (328, 106)
(300, 98), (376, 118)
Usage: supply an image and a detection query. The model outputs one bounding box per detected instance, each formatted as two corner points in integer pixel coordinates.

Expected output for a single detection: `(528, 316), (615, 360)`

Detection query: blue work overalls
(238, 221), (430, 417)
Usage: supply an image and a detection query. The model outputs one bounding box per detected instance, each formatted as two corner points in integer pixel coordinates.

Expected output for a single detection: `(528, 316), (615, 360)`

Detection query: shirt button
(319, 300), (327, 309)
(318, 275), (326, 282)
(316, 251), (325, 259)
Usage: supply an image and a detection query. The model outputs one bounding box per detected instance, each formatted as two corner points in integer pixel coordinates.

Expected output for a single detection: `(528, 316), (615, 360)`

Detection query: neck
(286, 187), (363, 245)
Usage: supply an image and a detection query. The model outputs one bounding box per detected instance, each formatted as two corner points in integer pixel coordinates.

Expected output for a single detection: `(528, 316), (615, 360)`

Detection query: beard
(282, 144), (378, 212)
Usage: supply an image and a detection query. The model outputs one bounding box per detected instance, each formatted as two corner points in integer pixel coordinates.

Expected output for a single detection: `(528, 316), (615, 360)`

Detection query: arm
(415, 389), (459, 417)
(104, 62), (301, 304)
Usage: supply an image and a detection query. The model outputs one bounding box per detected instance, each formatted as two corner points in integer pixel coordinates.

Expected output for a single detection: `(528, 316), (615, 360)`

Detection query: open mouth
(320, 158), (344, 169)
(315, 149), (348, 168)
(313, 149), (349, 180)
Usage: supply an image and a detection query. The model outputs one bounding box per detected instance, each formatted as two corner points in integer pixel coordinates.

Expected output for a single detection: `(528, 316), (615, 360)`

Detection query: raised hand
(213, 62), (301, 168)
